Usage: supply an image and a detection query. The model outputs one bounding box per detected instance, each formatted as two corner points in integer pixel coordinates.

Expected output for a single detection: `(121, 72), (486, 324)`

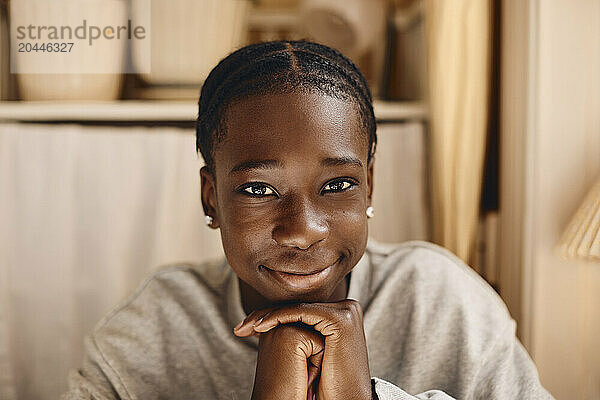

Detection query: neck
(239, 273), (351, 316)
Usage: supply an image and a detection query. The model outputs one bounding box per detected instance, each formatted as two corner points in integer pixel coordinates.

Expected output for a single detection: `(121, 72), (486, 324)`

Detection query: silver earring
(204, 215), (214, 226)
(366, 206), (374, 218)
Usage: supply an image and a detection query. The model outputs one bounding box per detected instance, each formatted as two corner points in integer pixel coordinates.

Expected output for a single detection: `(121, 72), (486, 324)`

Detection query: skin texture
(200, 91), (375, 400)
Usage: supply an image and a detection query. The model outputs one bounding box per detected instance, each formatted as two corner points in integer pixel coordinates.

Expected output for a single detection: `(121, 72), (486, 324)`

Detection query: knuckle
(338, 309), (354, 325)
(350, 300), (364, 318)
(344, 299), (362, 315)
(335, 300), (363, 326)
(271, 324), (321, 345)
(271, 324), (302, 341)
(270, 324), (322, 357)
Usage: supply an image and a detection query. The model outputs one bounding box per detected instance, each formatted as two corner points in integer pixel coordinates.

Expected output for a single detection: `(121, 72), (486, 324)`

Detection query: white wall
(532, 1), (600, 398)
(501, 1), (600, 399)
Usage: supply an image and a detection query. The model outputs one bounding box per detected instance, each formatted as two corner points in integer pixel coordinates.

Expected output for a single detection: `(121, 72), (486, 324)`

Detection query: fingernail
(234, 320), (244, 330)
(253, 317), (264, 327)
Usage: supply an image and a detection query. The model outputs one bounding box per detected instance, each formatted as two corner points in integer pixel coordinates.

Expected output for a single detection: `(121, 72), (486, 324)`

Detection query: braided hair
(196, 40), (377, 177)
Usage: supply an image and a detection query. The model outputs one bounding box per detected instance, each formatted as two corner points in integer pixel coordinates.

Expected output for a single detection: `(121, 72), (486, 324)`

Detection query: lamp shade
(557, 179), (600, 262)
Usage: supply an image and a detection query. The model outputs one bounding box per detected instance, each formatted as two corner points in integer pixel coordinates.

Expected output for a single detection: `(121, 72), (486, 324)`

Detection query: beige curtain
(0, 120), (428, 399)
(425, 0), (492, 261)
(0, 123), (224, 399)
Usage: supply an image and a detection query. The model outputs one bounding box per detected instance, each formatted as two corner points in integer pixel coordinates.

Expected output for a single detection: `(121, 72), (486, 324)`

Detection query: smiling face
(200, 90), (374, 313)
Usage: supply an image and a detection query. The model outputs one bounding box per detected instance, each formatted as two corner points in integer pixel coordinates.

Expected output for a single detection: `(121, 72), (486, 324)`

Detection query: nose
(272, 195), (329, 250)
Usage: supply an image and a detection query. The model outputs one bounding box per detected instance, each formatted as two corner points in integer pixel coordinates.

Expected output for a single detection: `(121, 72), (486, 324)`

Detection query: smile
(261, 256), (343, 290)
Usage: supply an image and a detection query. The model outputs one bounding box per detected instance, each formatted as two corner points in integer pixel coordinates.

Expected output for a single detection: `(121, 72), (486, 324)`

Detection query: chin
(264, 285), (336, 305)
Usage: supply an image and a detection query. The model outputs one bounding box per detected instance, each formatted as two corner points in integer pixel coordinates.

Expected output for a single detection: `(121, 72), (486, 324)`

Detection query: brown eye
(240, 183), (275, 197)
(322, 179), (355, 193)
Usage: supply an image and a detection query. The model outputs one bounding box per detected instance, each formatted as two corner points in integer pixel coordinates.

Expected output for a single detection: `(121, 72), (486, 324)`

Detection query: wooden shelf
(0, 100), (426, 123)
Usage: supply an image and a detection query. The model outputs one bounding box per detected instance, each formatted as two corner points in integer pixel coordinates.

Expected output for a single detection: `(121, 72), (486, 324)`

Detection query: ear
(200, 166), (220, 229)
(366, 157), (374, 206)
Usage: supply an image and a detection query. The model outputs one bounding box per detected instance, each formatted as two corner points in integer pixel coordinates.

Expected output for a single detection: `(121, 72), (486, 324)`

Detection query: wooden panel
(499, 0), (532, 345)
(0, 100), (427, 123)
(369, 122), (429, 243)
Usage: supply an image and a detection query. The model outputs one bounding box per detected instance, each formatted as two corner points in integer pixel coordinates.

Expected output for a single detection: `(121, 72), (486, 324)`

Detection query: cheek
(218, 203), (273, 268)
(218, 225), (260, 286)
(220, 198), (368, 236)
(330, 198), (368, 230)
(220, 202), (274, 240)
(217, 190), (368, 253)
(330, 207), (369, 258)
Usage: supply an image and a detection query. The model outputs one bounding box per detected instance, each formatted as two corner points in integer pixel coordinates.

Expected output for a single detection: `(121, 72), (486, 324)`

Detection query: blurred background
(0, 0), (598, 399)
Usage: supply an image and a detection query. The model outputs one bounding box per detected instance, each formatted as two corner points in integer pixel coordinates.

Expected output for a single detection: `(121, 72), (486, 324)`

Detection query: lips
(261, 255), (343, 275)
(260, 255), (343, 290)
(263, 267), (326, 275)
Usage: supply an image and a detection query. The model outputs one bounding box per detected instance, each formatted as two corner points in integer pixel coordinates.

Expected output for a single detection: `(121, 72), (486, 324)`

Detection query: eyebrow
(321, 156), (363, 169)
(229, 156), (363, 176)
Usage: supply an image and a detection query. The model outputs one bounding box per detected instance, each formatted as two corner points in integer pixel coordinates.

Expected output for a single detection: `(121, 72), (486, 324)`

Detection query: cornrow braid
(196, 40), (377, 176)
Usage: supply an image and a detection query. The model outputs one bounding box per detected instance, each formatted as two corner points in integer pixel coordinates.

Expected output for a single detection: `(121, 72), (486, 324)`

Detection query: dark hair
(196, 40), (377, 176)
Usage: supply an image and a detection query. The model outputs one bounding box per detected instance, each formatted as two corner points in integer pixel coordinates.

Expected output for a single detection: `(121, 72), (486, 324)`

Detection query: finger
(235, 301), (347, 334)
(307, 347), (322, 400)
(233, 308), (275, 337)
(252, 301), (361, 338)
(308, 348), (324, 368)
(307, 367), (319, 400)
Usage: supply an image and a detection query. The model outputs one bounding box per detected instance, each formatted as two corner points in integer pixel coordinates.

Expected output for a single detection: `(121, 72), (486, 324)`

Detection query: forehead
(215, 91), (368, 172)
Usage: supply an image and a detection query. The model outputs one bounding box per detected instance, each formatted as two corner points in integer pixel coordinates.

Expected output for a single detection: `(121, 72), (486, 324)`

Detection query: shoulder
(88, 257), (230, 368)
(367, 237), (507, 306)
(94, 257), (230, 332)
(94, 257), (230, 334)
(76, 257), (232, 396)
(365, 237), (513, 340)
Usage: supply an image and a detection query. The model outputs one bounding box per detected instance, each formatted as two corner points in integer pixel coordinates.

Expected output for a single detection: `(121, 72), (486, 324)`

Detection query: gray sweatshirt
(62, 238), (554, 399)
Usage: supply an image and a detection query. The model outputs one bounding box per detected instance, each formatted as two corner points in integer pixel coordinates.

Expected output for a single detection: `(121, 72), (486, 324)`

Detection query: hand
(249, 322), (325, 400)
(234, 300), (374, 400)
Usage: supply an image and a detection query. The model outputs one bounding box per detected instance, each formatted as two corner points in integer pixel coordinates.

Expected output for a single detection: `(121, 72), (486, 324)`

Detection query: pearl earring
(366, 206), (374, 218)
(204, 215), (214, 226)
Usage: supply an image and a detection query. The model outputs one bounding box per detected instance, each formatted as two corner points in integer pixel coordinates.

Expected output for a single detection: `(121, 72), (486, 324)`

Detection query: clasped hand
(233, 299), (374, 400)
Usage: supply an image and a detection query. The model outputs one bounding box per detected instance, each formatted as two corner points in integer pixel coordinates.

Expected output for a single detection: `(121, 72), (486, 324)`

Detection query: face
(200, 91), (374, 310)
